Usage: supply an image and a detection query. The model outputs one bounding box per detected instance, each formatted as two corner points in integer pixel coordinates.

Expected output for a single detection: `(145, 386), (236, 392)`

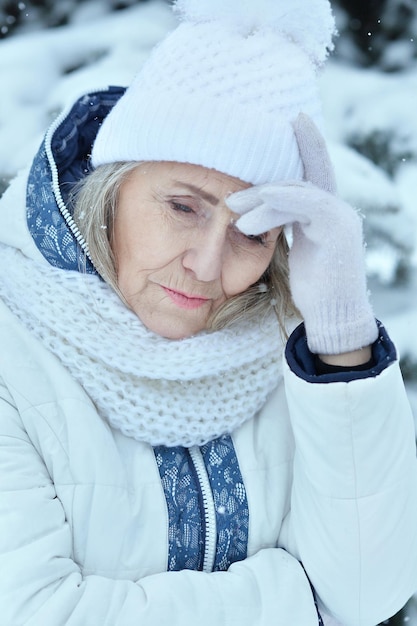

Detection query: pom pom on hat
(91, 0), (336, 185)
(174, 0), (335, 65)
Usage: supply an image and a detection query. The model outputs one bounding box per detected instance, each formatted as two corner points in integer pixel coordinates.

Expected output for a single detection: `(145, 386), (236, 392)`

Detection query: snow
(1, 2), (417, 620)
(0, 0), (176, 179)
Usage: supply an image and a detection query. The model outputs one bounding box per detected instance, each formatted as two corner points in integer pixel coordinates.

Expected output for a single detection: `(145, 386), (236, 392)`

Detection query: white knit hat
(91, 0), (336, 185)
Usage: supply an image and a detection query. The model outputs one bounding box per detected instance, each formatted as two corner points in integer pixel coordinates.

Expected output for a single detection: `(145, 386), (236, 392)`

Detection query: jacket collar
(26, 86), (125, 272)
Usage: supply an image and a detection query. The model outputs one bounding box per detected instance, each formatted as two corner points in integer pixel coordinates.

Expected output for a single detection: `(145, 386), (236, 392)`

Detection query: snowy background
(0, 0), (416, 622)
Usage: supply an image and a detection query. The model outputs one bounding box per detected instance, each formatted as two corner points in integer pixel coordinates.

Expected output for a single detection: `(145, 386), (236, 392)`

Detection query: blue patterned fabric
(154, 447), (204, 571)
(155, 435), (249, 573)
(26, 87), (125, 273)
(200, 436), (249, 571)
(26, 142), (94, 272)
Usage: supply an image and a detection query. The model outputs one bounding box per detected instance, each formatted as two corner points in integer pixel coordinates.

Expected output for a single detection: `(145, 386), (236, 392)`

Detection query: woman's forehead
(134, 160), (251, 195)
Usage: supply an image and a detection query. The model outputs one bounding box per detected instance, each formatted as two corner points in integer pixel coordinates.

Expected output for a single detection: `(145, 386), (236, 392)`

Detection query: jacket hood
(25, 86), (125, 273)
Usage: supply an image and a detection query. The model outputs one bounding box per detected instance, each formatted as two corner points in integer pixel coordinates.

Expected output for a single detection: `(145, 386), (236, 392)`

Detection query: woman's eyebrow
(172, 181), (219, 206)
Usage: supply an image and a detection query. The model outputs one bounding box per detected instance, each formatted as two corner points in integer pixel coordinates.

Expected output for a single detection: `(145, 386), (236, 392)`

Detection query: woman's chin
(136, 310), (209, 340)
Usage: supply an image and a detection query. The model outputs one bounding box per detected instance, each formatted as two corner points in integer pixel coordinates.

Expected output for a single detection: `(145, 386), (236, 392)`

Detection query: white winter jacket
(1, 91), (417, 626)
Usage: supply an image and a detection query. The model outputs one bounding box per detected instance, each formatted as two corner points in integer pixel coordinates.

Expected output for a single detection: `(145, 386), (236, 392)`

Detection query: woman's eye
(244, 232), (268, 246)
(170, 201), (194, 214)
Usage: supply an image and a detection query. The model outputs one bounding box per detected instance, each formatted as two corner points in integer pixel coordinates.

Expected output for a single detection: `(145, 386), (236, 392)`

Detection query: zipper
(189, 446), (217, 573)
(44, 87), (113, 269)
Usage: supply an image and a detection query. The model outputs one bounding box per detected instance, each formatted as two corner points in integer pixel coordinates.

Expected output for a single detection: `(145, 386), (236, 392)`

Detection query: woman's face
(111, 161), (281, 339)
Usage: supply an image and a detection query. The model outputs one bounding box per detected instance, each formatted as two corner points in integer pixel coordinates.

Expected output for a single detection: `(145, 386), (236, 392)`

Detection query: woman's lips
(162, 286), (210, 310)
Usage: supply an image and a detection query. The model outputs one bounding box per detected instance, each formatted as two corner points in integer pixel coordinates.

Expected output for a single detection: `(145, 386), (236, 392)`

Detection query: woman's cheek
(223, 254), (270, 297)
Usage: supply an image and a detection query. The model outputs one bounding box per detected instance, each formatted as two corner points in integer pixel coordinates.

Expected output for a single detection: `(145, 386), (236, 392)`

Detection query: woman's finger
(293, 113), (337, 194)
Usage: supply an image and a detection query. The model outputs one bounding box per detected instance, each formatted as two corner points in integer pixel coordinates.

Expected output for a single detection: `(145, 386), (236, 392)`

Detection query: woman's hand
(226, 113), (378, 358)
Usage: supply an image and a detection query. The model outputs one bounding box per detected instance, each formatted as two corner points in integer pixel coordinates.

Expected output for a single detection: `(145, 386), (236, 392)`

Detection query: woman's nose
(182, 225), (227, 282)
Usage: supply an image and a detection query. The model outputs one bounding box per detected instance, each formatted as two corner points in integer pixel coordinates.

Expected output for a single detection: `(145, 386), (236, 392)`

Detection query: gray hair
(72, 162), (298, 334)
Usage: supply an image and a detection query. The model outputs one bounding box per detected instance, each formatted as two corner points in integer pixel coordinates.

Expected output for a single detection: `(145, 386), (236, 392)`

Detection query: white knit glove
(227, 113), (378, 355)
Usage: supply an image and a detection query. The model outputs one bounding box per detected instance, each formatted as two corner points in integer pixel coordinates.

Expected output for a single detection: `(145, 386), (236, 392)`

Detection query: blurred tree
(3, 0), (415, 67)
(332, 0), (417, 69)
(0, 0), (153, 38)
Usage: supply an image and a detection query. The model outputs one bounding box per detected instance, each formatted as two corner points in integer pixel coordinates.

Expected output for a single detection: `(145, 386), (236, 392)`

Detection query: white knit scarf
(0, 243), (284, 447)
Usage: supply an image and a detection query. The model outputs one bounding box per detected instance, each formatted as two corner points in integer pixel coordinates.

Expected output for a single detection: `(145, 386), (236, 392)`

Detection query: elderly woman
(0, 0), (417, 624)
